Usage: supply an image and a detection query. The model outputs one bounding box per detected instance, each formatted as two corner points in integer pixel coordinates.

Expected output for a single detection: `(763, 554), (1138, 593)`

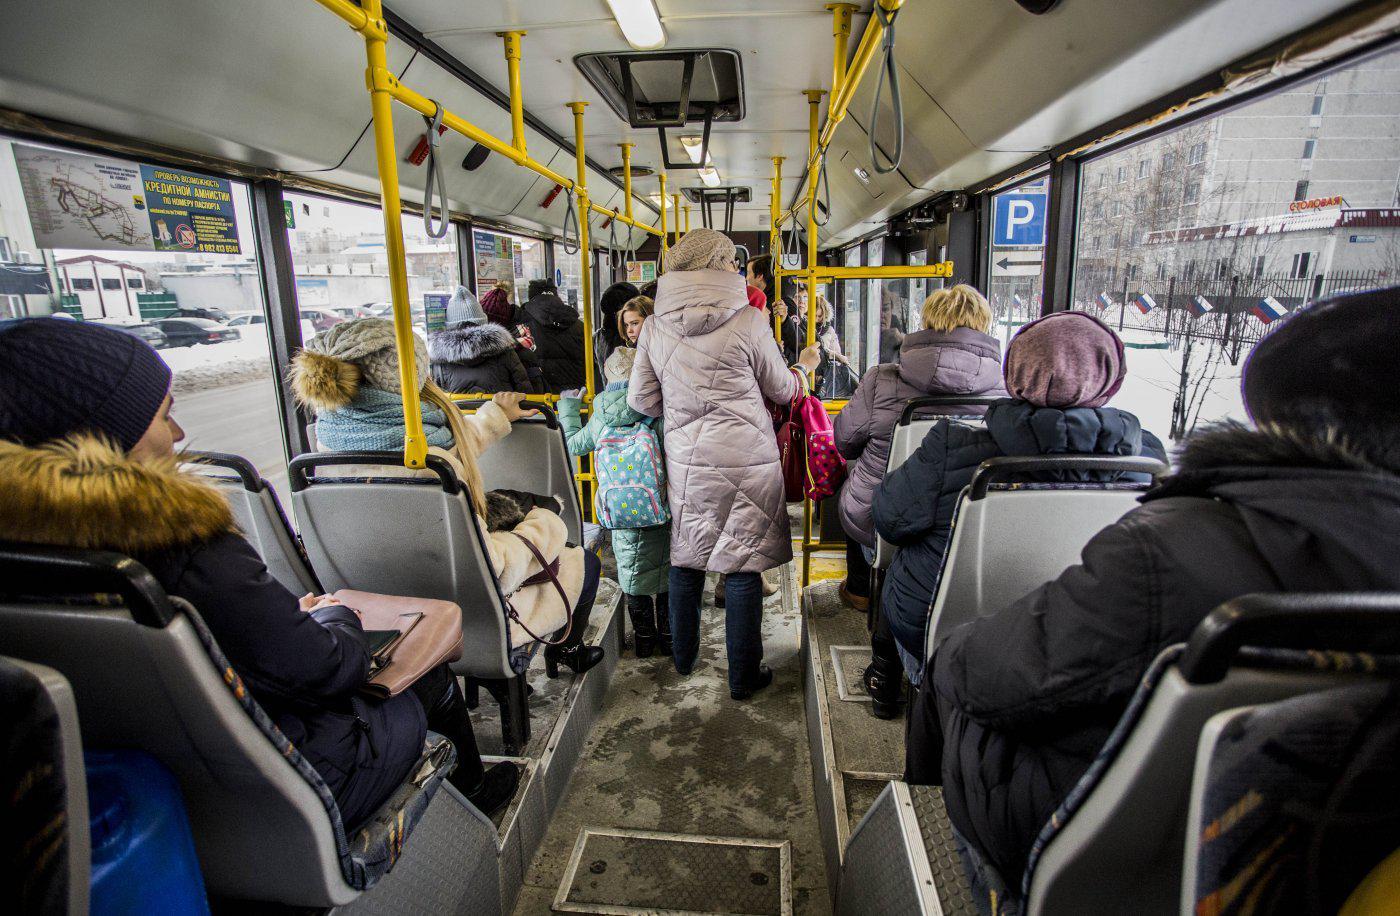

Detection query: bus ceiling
(0, 0), (1392, 245)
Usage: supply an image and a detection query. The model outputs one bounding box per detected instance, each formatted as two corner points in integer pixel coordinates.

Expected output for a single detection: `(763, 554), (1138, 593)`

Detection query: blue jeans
(669, 567), (765, 691)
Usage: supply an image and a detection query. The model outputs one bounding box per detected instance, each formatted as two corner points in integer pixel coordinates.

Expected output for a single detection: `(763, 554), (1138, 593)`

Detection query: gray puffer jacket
(629, 269), (800, 573)
(834, 328), (1005, 547)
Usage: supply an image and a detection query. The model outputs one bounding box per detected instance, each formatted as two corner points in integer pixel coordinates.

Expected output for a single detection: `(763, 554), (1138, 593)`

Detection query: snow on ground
(1117, 332), (1248, 444)
(161, 335), (273, 395)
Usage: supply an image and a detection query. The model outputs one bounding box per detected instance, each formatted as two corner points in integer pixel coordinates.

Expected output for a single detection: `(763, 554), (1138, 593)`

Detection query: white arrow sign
(991, 252), (1043, 277)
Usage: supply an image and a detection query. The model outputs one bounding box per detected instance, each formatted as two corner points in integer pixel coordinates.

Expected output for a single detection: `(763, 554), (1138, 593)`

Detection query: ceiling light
(647, 192), (664, 205)
(680, 135), (704, 164)
(605, 0), (666, 51)
(853, 166), (871, 184)
(699, 167), (721, 188)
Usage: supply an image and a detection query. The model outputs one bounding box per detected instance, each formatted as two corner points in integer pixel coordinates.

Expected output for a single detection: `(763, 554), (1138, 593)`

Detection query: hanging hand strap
(502, 533), (575, 646)
(870, 4), (904, 175)
(560, 191), (581, 256)
(814, 155), (831, 227)
(607, 212), (620, 272)
(422, 102), (449, 239)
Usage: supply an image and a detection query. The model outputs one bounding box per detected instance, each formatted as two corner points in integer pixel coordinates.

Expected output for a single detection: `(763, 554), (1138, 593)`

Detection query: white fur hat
(604, 346), (636, 384)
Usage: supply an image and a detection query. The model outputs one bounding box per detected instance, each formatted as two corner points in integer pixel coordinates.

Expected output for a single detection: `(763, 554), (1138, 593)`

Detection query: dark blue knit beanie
(0, 317), (173, 451)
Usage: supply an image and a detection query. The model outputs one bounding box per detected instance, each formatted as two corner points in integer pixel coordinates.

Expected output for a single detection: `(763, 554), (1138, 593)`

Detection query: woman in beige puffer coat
(629, 229), (819, 700)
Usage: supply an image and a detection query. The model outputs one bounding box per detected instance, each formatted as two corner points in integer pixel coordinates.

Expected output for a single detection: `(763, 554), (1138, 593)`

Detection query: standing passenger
(595, 281), (640, 384)
(628, 228), (821, 700)
(428, 286), (532, 394)
(559, 348), (672, 658)
(520, 280), (586, 392)
(617, 296), (653, 346)
(481, 280), (545, 394)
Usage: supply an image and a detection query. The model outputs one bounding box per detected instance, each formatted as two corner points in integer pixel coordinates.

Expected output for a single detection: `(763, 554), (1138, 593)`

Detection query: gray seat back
(289, 452), (517, 679)
(924, 455), (1166, 662)
(464, 402), (584, 545)
(1027, 593), (1400, 916)
(873, 397), (1001, 570)
(2, 657), (89, 916)
(0, 548), (357, 907)
(184, 452), (321, 595)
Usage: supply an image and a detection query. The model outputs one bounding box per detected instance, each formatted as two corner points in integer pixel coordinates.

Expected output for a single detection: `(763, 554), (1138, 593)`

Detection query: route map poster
(14, 144), (241, 254)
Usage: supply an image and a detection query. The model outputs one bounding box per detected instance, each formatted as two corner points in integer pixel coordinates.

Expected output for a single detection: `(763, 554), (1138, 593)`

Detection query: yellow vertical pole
(569, 103), (595, 402)
(659, 172), (668, 271)
(683, 204), (691, 233)
(827, 4), (856, 101)
(770, 156), (784, 344)
(498, 31), (528, 154)
(673, 194), (682, 236)
(361, 0), (425, 468)
(570, 102), (595, 523)
(801, 89), (825, 587)
(620, 143), (634, 221)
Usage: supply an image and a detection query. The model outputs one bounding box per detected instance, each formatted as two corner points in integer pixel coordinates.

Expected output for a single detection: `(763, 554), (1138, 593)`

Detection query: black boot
(545, 642), (604, 678)
(627, 593), (658, 658)
(863, 662), (904, 720)
(654, 592), (672, 656)
(462, 762), (521, 819)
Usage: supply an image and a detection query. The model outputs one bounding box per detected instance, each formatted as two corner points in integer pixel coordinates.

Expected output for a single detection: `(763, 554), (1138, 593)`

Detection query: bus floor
(510, 551), (833, 914)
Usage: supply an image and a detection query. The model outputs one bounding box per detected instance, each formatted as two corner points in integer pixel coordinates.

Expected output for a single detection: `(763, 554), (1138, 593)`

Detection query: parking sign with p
(993, 191), (1047, 247)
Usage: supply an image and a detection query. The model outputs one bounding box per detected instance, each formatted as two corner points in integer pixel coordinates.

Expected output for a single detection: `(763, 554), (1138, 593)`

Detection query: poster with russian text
(14, 144), (241, 254)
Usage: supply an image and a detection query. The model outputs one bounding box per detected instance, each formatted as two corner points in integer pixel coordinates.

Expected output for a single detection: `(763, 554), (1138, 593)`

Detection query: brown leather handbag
(335, 591), (464, 698)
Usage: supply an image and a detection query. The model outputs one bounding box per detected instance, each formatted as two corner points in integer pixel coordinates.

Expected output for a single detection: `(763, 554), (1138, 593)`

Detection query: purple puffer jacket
(833, 327), (1004, 547)
(629, 269), (801, 573)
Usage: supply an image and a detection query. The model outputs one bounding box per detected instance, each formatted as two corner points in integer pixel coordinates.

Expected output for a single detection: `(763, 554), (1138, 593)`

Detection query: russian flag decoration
(1132, 293), (1157, 314)
(1187, 294), (1214, 317)
(1012, 293), (1025, 308)
(1096, 291), (1114, 309)
(1250, 296), (1289, 324)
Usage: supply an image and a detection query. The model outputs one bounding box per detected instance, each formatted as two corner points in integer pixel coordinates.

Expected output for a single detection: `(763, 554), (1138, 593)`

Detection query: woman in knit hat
(428, 286), (533, 394)
(291, 318), (605, 682)
(628, 227), (822, 701)
(872, 309), (1167, 684)
(907, 286), (1400, 902)
(480, 279), (546, 393)
(0, 317), (520, 825)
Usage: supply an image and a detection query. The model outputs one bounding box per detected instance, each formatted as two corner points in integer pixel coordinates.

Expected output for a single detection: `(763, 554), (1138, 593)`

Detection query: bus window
(285, 191), (459, 334)
(0, 137), (295, 501)
(551, 238), (584, 311)
(988, 175), (1048, 349)
(1070, 44), (1400, 442)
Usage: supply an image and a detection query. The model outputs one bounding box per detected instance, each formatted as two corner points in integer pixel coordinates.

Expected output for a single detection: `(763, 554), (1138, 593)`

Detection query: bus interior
(2, 1), (1400, 914)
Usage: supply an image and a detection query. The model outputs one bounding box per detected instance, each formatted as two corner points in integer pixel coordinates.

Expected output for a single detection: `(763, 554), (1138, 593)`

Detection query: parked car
(171, 305), (231, 323)
(300, 308), (345, 333)
(329, 304), (375, 320)
(153, 317), (239, 347)
(228, 311), (317, 340)
(92, 317), (170, 349)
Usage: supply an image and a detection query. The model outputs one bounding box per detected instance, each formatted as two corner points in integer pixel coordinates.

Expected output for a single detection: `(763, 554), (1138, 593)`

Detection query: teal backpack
(595, 419), (669, 529)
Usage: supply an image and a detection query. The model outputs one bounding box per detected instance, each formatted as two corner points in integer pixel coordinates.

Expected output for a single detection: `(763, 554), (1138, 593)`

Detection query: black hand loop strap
(422, 102), (449, 239)
(870, 4), (904, 175)
(783, 220), (802, 268)
(814, 155), (831, 228)
(560, 190), (581, 256)
(607, 213), (620, 271)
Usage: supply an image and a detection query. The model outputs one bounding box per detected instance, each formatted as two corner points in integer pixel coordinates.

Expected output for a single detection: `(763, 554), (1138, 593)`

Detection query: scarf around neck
(314, 387), (455, 452)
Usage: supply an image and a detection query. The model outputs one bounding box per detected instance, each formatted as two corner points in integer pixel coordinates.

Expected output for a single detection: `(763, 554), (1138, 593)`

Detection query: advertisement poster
(625, 260), (657, 284)
(296, 277), (330, 306)
(422, 291), (451, 333)
(512, 240), (523, 276)
(14, 144), (241, 254)
(473, 231), (514, 283)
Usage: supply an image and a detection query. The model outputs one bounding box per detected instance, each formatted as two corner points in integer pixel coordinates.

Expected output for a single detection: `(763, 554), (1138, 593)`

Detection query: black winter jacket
(872, 399), (1166, 662)
(521, 292), (586, 392)
(912, 424), (1400, 884)
(0, 435), (425, 831)
(428, 322), (534, 394)
(140, 534), (425, 829)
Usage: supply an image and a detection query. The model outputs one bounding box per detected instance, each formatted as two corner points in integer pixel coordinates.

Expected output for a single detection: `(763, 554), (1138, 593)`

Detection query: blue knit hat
(0, 317), (173, 451)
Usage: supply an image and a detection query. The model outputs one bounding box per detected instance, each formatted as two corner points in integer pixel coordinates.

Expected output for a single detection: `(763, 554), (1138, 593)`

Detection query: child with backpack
(559, 348), (671, 658)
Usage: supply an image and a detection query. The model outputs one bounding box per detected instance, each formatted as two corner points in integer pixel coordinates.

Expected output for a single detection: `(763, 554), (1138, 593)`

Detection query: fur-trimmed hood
(428, 323), (516, 365)
(1173, 420), (1397, 476)
(0, 435), (235, 555)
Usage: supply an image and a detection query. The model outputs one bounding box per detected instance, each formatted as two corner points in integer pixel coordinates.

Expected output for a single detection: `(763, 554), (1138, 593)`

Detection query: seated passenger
(291, 318), (604, 679)
(833, 284), (1004, 717)
(873, 311), (1166, 683)
(0, 318), (519, 827)
(909, 286), (1400, 890)
(428, 286), (532, 394)
(559, 348), (672, 659)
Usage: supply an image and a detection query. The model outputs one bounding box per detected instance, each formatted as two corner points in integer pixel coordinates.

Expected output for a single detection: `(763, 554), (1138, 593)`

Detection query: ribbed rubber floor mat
(555, 828), (791, 915)
(842, 771), (900, 831)
(829, 645), (874, 702)
(909, 785), (979, 915)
